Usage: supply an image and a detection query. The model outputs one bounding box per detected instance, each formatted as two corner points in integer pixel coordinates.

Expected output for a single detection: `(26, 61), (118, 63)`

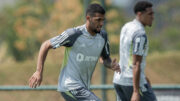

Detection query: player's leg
(140, 83), (157, 101)
(114, 83), (131, 101)
(62, 87), (101, 101)
(61, 92), (78, 101)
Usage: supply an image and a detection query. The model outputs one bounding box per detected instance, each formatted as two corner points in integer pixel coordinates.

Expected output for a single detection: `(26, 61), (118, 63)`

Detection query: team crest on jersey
(97, 40), (101, 48)
(80, 43), (86, 47)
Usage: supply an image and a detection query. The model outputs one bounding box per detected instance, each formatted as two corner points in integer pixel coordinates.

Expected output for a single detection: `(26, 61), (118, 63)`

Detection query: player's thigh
(67, 87), (101, 101)
(114, 83), (132, 101)
(61, 91), (77, 101)
(73, 87), (101, 101)
(140, 84), (157, 101)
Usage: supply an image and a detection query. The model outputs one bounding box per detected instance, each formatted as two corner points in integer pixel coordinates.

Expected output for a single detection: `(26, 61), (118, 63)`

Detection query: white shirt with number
(113, 19), (149, 88)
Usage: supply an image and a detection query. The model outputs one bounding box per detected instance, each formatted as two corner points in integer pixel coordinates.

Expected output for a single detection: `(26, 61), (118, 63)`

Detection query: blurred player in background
(113, 1), (157, 101)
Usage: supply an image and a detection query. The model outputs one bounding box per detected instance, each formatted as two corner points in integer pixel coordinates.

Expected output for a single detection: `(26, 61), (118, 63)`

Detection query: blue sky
(112, 0), (132, 8)
(0, 0), (16, 8)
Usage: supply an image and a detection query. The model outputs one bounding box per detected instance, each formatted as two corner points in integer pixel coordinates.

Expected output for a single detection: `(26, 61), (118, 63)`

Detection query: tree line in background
(0, 0), (179, 61)
(147, 1), (180, 52)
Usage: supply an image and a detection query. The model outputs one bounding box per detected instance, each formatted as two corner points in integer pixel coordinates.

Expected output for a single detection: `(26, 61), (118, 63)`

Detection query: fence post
(100, 0), (107, 101)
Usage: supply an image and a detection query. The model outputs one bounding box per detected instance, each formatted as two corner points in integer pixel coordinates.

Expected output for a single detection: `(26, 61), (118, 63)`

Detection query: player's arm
(102, 57), (120, 72)
(131, 32), (147, 101)
(29, 28), (80, 88)
(100, 31), (120, 72)
(29, 40), (52, 88)
(131, 55), (142, 101)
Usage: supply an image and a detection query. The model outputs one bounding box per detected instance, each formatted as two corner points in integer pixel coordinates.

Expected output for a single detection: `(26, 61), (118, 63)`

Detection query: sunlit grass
(0, 51), (180, 100)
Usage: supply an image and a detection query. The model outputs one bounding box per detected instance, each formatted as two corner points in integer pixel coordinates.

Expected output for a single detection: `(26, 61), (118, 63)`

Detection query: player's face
(141, 7), (154, 27)
(89, 13), (105, 33)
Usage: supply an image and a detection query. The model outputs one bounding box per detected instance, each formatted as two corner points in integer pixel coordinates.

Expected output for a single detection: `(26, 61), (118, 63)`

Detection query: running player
(29, 3), (120, 101)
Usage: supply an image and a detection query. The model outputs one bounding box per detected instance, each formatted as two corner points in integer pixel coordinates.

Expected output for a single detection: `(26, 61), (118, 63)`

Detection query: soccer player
(113, 1), (157, 101)
(29, 3), (120, 101)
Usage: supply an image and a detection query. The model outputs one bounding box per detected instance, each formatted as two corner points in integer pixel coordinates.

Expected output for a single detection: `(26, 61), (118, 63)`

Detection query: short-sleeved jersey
(113, 19), (148, 87)
(50, 24), (110, 92)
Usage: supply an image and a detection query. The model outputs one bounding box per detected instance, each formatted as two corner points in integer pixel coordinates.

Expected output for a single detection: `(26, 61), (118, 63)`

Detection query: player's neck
(136, 17), (146, 27)
(86, 24), (96, 36)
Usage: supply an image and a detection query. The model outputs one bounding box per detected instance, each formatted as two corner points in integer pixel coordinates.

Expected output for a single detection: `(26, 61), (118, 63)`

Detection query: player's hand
(29, 71), (42, 88)
(111, 58), (121, 73)
(131, 92), (140, 101)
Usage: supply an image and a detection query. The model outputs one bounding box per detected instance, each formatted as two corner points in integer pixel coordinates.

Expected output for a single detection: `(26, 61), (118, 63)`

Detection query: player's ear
(86, 15), (90, 21)
(137, 12), (142, 16)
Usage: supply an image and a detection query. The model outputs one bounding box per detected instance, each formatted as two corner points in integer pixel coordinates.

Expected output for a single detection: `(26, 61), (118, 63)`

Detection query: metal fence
(1, 84), (180, 101)
(153, 85), (180, 101)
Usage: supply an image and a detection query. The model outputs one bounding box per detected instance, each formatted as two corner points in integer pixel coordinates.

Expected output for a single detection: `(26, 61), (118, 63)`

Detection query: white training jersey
(50, 24), (110, 92)
(113, 19), (148, 87)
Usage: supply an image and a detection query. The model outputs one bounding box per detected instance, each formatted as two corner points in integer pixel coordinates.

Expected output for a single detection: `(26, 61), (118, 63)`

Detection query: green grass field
(0, 50), (180, 101)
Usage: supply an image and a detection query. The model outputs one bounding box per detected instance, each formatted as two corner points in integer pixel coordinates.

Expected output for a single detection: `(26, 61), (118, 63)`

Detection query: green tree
(0, 0), (54, 61)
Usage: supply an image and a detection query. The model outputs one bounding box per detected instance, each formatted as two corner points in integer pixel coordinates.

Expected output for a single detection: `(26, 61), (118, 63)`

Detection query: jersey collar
(133, 19), (145, 29)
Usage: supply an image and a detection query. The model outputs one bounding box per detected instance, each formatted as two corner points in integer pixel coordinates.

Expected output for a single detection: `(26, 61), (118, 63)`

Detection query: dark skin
(86, 13), (105, 35)
(136, 7), (154, 27)
(29, 12), (120, 88)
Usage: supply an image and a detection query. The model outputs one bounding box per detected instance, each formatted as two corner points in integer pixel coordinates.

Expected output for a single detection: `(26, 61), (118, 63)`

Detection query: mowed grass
(0, 50), (180, 101)
(146, 51), (180, 84)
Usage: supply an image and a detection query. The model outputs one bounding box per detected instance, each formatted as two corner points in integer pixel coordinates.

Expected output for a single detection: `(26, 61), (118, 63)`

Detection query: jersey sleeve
(100, 31), (110, 59)
(132, 32), (147, 56)
(50, 28), (82, 49)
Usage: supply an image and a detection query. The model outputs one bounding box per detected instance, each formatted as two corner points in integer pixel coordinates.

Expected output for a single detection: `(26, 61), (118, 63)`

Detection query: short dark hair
(86, 3), (105, 17)
(134, 1), (153, 14)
